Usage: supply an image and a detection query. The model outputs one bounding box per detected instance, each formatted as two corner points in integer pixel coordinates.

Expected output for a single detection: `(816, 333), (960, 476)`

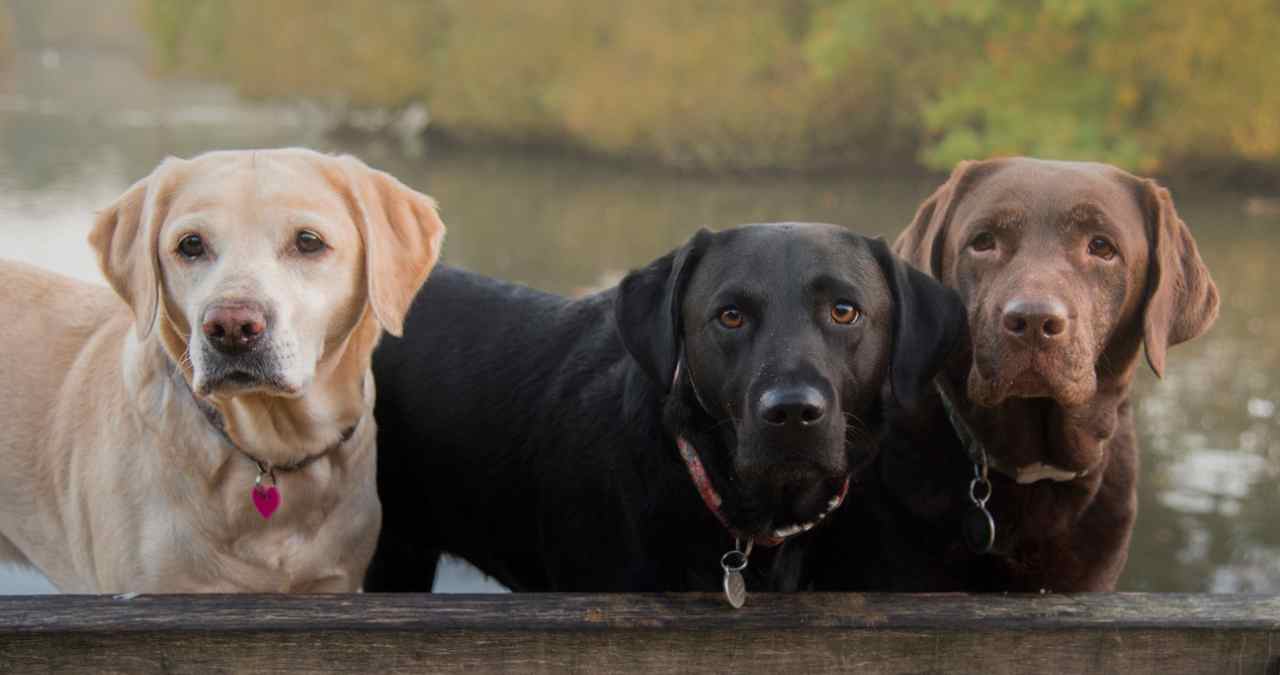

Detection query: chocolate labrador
(813, 157), (1218, 592)
(366, 223), (963, 594)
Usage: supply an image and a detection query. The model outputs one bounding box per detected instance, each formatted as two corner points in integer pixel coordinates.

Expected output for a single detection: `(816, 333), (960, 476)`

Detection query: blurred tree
(140, 0), (1280, 175)
(811, 0), (1280, 173)
(141, 0), (444, 107)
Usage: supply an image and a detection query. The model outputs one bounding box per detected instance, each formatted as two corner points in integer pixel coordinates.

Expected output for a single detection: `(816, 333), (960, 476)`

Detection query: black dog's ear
(615, 229), (713, 391)
(868, 237), (967, 410)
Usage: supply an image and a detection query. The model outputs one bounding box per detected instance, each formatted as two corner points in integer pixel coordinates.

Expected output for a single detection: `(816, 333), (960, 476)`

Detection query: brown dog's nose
(202, 302), (267, 355)
(1002, 297), (1069, 341)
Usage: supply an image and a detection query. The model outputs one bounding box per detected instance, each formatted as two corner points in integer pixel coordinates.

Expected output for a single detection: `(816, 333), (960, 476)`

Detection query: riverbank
(134, 0), (1280, 184)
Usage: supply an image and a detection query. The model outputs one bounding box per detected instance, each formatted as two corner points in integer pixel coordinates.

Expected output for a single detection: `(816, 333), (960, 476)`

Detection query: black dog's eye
(1087, 236), (1117, 261)
(177, 234), (206, 260)
(831, 301), (861, 325)
(296, 230), (326, 254)
(718, 306), (745, 329)
(970, 232), (996, 252)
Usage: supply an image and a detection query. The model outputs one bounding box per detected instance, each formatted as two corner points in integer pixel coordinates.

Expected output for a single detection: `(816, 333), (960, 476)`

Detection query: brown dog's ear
(88, 158), (183, 340)
(893, 159), (997, 278)
(1138, 179), (1220, 377)
(338, 156), (446, 337)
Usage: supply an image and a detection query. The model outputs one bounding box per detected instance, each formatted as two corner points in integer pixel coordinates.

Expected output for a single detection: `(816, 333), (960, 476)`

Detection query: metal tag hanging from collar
(934, 380), (997, 555)
(720, 538), (752, 609)
(962, 463), (995, 554)
(679, 346), (753, 606)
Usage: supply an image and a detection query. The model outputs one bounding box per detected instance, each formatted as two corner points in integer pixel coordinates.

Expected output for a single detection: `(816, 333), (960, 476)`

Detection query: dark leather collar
(176, 366), (358, 474)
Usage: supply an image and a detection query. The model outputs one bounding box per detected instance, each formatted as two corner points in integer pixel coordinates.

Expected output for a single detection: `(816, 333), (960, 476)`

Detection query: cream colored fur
(0, 148), (444, 592)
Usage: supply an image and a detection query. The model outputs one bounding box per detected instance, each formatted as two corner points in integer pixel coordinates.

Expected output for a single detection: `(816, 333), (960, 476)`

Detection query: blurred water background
(0, 1), (1277, 593)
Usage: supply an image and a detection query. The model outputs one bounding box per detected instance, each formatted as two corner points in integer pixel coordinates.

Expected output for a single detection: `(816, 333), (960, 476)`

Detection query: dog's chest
(130, 465), (375, 592)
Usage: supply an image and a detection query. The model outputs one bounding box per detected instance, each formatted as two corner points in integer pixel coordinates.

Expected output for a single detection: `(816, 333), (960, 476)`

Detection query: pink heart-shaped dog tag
(252, 483), (281, 519)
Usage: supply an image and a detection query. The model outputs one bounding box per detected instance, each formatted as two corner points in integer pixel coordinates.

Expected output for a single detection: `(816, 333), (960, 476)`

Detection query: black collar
(177, 367), (358, 474)
(933, 379), (989, 473)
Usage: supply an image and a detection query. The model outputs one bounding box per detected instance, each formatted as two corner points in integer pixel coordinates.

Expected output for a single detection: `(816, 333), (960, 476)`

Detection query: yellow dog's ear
(88, 158), (184, 340)
(337, 156), (446, 337)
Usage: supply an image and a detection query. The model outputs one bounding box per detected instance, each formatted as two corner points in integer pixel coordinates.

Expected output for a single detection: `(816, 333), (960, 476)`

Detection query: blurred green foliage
(140, 0), (1280, 173)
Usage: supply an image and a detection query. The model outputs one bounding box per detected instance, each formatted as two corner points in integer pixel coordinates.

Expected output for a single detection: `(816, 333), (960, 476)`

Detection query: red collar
(670, 353), (850, 547)
(675, 435), (850, 548)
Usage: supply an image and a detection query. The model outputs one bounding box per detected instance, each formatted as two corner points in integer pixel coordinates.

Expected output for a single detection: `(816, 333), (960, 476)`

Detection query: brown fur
(816, 157), (1217, 592)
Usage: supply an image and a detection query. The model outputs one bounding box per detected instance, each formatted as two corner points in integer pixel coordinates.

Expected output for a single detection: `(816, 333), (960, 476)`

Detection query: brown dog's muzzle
(969, 288), (1098, 411)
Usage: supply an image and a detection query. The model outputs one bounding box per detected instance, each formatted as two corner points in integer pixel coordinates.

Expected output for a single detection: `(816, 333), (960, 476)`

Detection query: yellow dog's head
(89, 148), (444, 400)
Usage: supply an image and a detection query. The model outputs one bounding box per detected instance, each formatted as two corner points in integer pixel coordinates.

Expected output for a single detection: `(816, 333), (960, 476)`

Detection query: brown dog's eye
(177, 234), (206, 259)
(831, 301), (861, 325)
(718, 307), (745, 329)
(296, 230), (326, 254)
(1088, 237), (1117, 261)
(970, 232), (996, 252)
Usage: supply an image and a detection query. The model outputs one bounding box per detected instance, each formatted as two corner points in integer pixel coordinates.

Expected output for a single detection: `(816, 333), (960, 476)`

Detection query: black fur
(365, 223), (964, 592)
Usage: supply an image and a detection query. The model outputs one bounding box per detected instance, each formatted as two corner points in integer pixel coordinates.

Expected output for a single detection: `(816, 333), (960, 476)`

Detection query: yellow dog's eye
(831, 301), (861, 325)
(718, 307), (745, 329)
(178, 234), (205, 260)
(296, 230), (326, 254)
(1087, 236), (1116, 261)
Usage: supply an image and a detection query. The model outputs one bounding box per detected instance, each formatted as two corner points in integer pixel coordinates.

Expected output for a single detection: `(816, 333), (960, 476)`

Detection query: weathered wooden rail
(0, 593), (1277, 673)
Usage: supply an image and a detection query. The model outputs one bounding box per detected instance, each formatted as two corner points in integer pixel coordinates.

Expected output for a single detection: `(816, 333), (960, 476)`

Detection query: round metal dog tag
(720, 549), (749, 609)
(723, 569), (747, 609)
(962, 505), (996, 555)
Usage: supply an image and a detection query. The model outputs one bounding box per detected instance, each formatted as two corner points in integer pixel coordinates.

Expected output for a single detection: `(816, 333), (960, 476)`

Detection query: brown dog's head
(89, 148), (445, 401)
(896, 157), (1218, 481)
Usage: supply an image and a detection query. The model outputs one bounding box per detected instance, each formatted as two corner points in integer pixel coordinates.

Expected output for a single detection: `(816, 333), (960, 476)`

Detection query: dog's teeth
(767, 489), (848, 540)
(773, 524), (802, 538)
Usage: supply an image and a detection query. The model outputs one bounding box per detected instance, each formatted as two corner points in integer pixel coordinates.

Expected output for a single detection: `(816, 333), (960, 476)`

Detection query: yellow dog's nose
(202, 301), (268, 355)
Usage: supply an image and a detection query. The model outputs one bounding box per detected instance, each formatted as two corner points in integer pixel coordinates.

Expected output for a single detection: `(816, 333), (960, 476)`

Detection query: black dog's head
(617, 223), (965, 542)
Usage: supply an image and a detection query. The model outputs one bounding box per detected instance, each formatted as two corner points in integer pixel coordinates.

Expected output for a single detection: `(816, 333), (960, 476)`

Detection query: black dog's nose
(759, 386), (827, 427)
(1002, 297), (1069, 341)
(202, 302), (267, 355)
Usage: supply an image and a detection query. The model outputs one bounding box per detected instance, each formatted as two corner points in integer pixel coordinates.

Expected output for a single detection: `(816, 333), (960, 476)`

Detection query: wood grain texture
(0, 593), (1277, 674)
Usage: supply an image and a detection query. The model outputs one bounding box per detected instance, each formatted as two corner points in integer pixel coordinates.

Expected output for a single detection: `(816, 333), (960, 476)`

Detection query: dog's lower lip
(200, 371), (301, 398)
(768, 482), (848, 539)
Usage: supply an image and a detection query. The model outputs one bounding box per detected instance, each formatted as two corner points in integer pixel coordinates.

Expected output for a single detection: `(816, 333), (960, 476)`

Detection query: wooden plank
(2, 592), (1278, 633)
(0, 593), (1276, 674)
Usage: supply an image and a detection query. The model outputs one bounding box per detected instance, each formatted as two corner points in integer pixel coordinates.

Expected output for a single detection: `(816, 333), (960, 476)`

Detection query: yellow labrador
(0, 148), (444, 592)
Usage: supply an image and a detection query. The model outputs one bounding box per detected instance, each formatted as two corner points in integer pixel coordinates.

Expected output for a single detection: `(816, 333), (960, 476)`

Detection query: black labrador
(365, 223), (964, 592)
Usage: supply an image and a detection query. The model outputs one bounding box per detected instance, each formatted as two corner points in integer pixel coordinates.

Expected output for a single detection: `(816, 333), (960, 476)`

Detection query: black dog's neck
(611, 363), (802, 591)
(657, 349), (884, 590)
